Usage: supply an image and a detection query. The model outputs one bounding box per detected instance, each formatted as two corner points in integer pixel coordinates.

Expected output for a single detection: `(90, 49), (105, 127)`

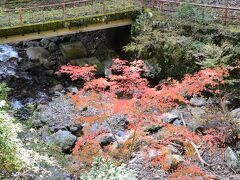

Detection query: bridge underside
(0, 19), (132, 44)
(0, 10), (138, 44)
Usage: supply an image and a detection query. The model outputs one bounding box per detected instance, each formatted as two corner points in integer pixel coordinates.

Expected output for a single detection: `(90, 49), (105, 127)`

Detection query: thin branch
(180, 112), (186, 126)
(189, 141), (211, 167)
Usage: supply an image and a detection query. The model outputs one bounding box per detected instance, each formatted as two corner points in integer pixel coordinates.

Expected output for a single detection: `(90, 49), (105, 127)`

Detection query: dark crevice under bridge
(0, 0), (240, 44)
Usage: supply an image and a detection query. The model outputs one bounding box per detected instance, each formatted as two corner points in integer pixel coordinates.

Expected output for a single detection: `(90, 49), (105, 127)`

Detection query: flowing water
(0, 44), (19, 79)
(0, 44), (18, 61)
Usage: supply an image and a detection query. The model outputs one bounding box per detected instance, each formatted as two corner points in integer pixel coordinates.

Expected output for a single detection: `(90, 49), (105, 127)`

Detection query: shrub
(58, 59), (229, 173)
(0, 83), (10, 101)
(80, 157), (137, 180)
(175, 0), (211, 24)
(0, 112), (23, 173)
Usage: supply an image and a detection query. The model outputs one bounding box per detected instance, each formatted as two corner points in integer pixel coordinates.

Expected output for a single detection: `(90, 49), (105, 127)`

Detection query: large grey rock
(70, 57), (104, 74)
(95, 133), (115, 147)
(161, 113), (179, 123)
(47, 36), (60, 43)
(225, 147), (240, 172)
(106, 114), (129, 133)
(189, 107), (206, 117)
(26, 47), (50, 60)
(50, 130), (77, 151)
(190, 97), (207, 107)
(32, 95), (77, 130)
(27, 41), (40, 47)
(230, 108), (240, 138)
(230, 108), (240, 119)
(60, 42), (87, 59)
(48, 42), (58, 52)
(40, 38), (50, 49)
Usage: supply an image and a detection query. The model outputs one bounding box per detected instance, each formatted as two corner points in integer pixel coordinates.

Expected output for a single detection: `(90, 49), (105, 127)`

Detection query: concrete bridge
(0, 0), (141, 44)
(0, 0), (239, 44)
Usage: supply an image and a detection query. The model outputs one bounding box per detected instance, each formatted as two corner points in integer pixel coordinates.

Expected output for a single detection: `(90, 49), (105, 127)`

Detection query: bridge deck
(0, 0), (141, 43)
(1, 0), (240, 43)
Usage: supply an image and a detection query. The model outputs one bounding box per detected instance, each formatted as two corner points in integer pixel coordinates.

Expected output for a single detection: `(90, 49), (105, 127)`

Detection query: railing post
(62, 3), (66, 20)
(151, 0), (154, 8)
(160, 0), (164, 13)
(102, 0), (106, 14)
(19, 8), (23, 26)
(224, 4), (229, 25)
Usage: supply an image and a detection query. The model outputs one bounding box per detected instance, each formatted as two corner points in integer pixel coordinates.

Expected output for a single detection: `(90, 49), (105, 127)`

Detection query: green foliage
(131, 10), (153, 35)
(80, 157), (137, 180)
(125, 13), (202, 79)
(197, 43), (240, 69)
(175, 0), (210, 24)
(0, 83), (10, 100)
(0, 83), (22, 173)
(0, 112), (23, 173)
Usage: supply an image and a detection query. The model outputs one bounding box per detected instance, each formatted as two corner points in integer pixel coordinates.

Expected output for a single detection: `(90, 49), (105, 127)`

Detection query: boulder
(40, 38), (50, 49)
(68, 124), (83, 137)
(26, 47), (50, 60)
(52, 84), (64, 93)
(230, 108), (240, 119)
(70, 57), (104, 74)
(161, 113), (179, 123)
(190, 96), (206, 107)
(225, 147), (240, 172)
(106, 114), (129, 134)
(95, 133), (115, 147)
(60, 42), (87, 59)
(229, 108), (240, 138)
(189, 107), (206, 117)
(50, 130), (77, 151)
(27, 41), (40, 47)
(144, 125), (163, 134)
(48, 42), (58, 52)
(47, 36), (60, 43)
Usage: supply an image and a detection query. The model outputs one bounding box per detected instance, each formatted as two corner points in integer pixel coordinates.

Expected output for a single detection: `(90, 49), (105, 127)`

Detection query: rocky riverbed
(1, 27), (240, 179)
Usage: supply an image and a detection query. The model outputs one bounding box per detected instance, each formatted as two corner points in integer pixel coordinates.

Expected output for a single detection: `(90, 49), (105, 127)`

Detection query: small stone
(52, 84), (64, 92)
(189, 107), (206, 117)
(67, 86), (78, 94)
(172, 119), (183, 126)
(166, 154), (184, 169)
(116, 130), (125, 137)
(144, 125), (163, 133)
(190, 97), (206, 107)
(225, 147), (240, 172)
(11, 100), (23, 110)
(50, 130), (77, 151)
(166, 144), (180, 154)
(69, 124), (83, 137)
(161, 113), (179, 123)
(95, 133), (115, 147)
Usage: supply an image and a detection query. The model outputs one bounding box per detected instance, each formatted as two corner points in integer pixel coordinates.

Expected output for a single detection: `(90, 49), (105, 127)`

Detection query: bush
(0, 112), (23, 173)
(175, 0), (210, 24)
(80, 157), (137, 180)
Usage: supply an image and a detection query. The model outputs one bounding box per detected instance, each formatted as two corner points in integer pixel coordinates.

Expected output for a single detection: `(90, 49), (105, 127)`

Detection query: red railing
(137, 0), (240, 25)
(0, 0), (239, 28)
(0, 0), (138, 27)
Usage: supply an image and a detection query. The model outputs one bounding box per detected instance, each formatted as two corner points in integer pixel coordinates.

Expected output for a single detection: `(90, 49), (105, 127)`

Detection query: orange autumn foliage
(58, 58), (229, 173)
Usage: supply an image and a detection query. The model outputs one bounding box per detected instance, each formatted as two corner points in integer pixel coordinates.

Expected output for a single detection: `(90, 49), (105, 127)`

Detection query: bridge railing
(0, 0), (139, 28)
(139, 0), (240, 25)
